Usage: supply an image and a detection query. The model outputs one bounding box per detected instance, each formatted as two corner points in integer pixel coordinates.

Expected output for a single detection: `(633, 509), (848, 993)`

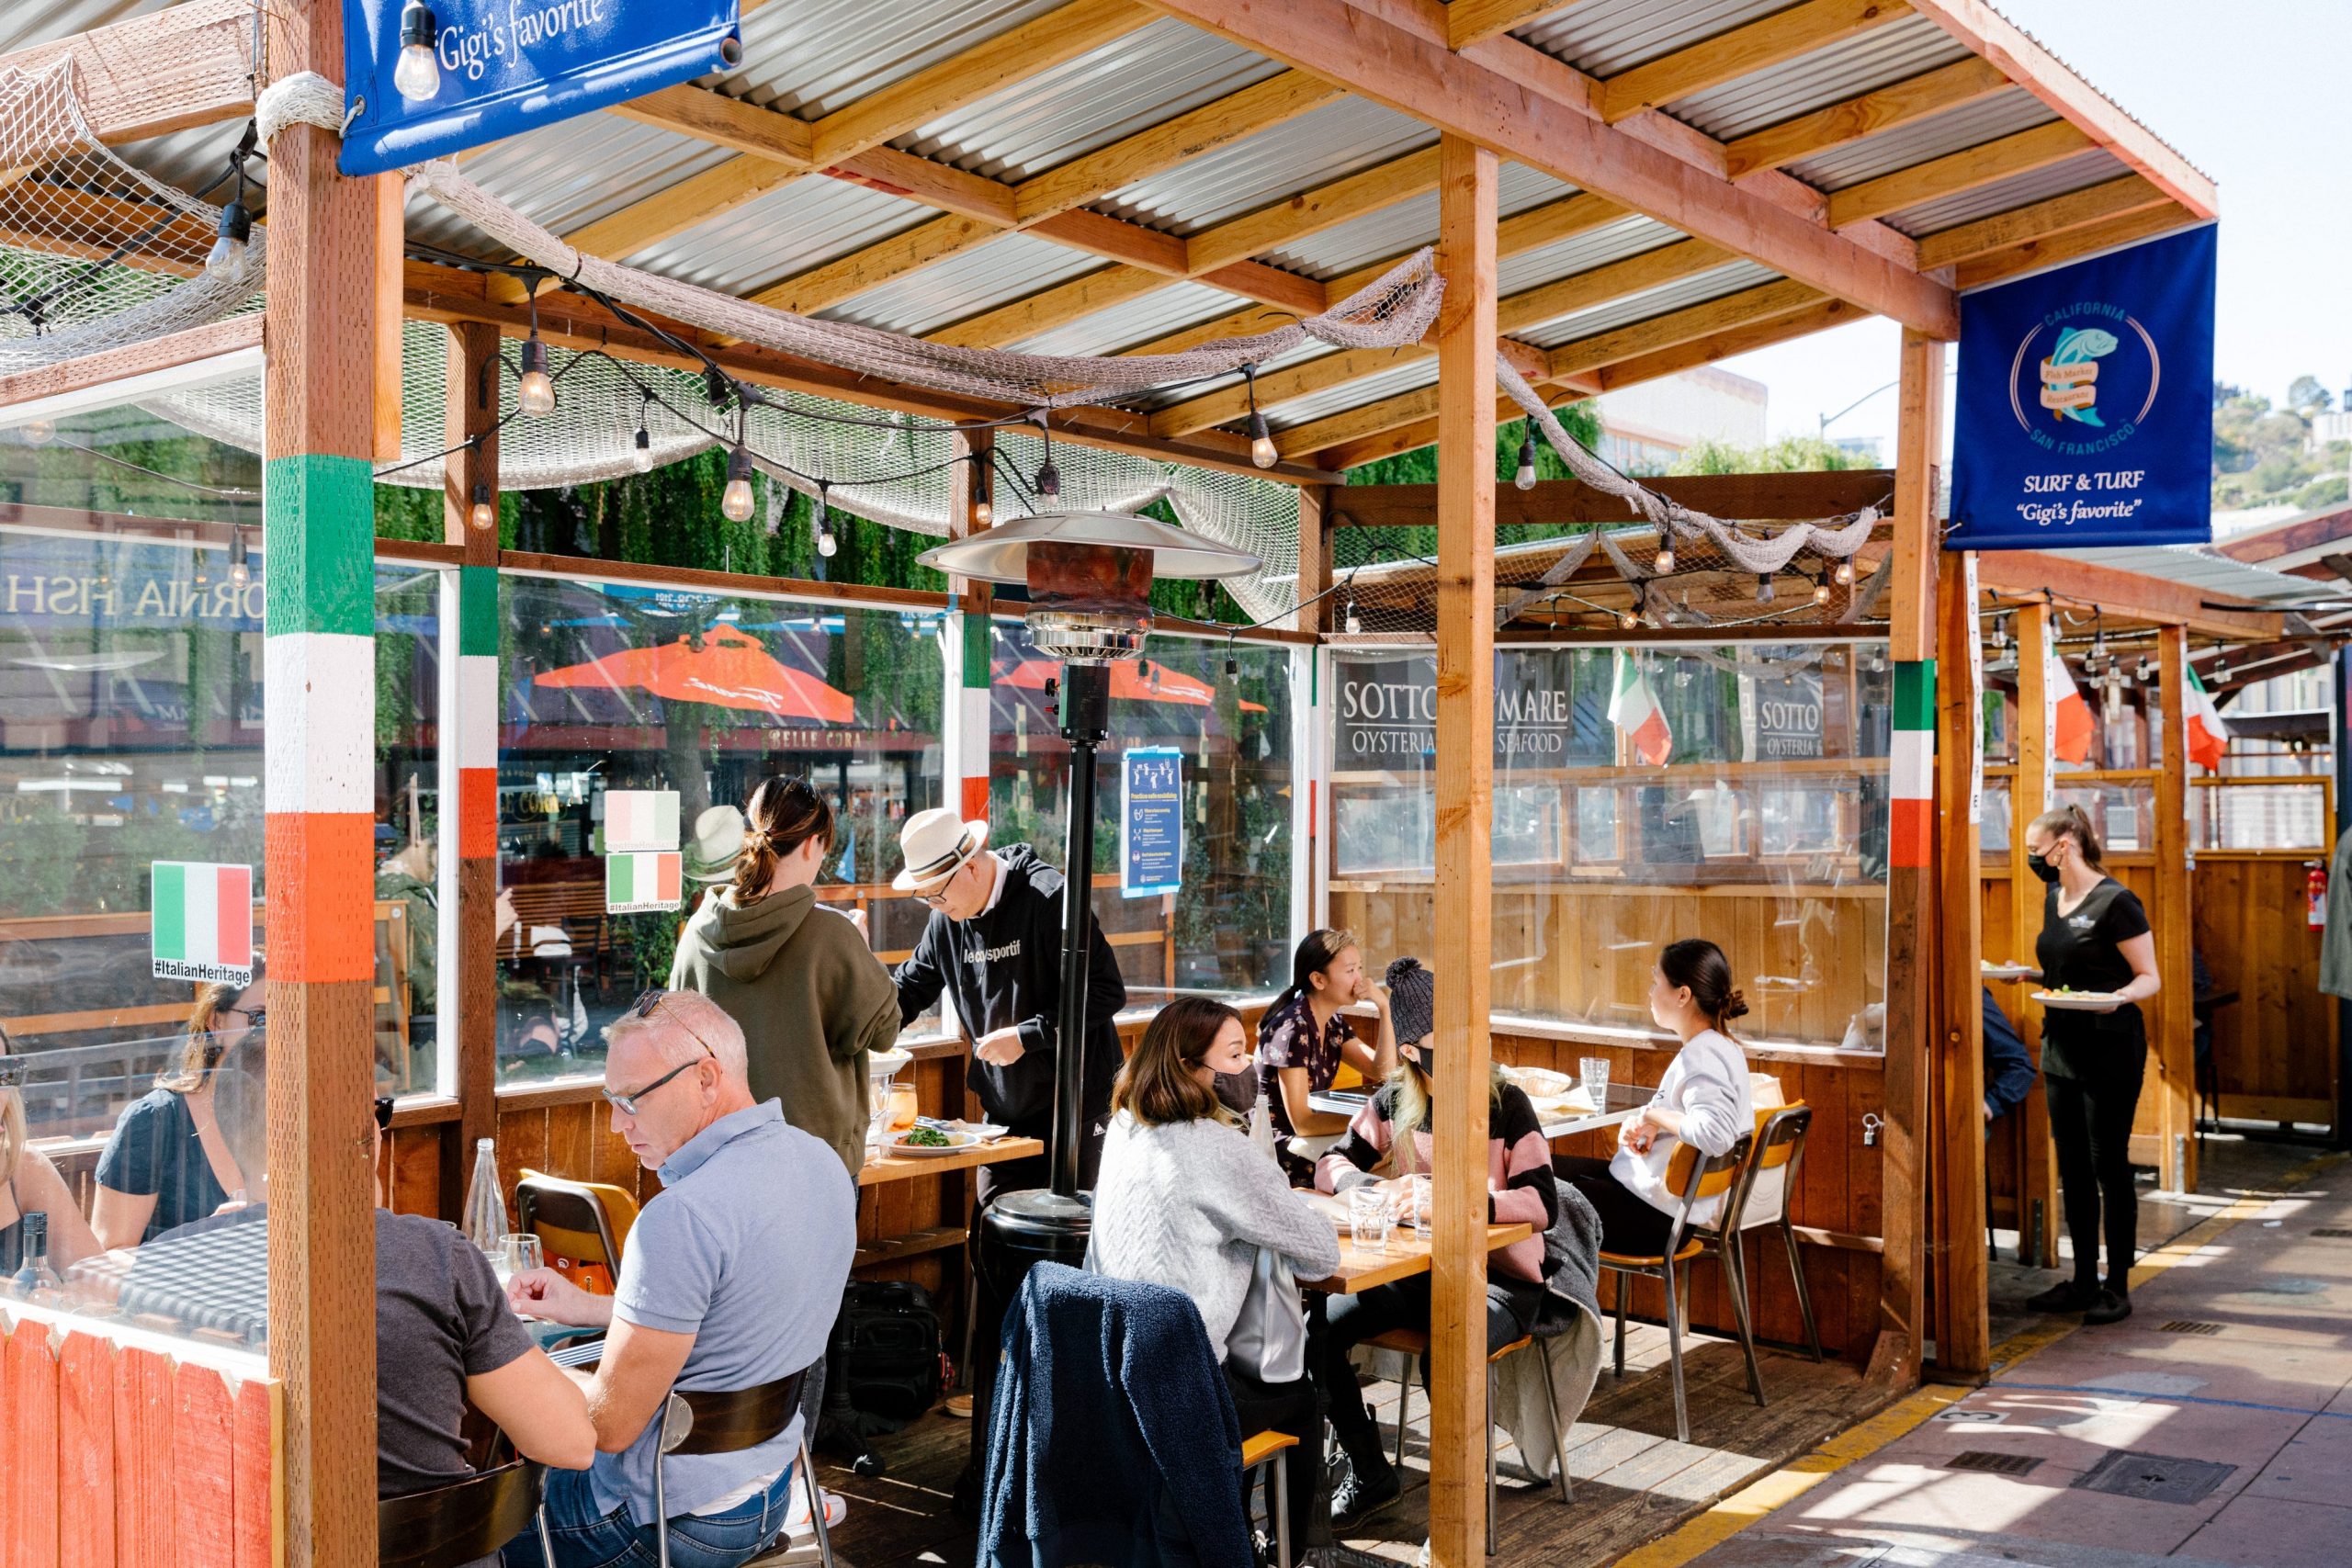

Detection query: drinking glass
(1579, 1056), (1611, 1108)
(1408, 1173), (1432, 1231)
(888, 1079), (921, 1132)
(1348, 1187), (1394, 1254)
(503, 1234), (543, 1278)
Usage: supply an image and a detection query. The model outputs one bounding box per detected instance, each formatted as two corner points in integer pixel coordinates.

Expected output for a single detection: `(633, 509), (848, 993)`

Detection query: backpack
(828, 1280), (946, 1431)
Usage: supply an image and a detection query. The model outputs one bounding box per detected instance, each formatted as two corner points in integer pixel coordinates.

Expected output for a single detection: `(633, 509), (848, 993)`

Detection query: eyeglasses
(604, 990), (718, 1115)
(916, 858), (968, 908)
(220, 1007), (266, 1033)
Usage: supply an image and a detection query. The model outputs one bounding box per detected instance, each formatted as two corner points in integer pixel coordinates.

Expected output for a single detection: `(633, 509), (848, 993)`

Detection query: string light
(1619, 583), (1644, 631)
(516, 286), (556, 417)
(2211, 656), (2231, 684)
(1755, 572), (1775, 604)
(1833, 558), (1855, 586)
(631, 396), (654, 473)
(969, 457), (993, 527)
(207, 191), (252, 284)
(1811, 565), (1832, 606)
(1344, 596), (1362, 636)
(814, 481), (838, 558)
(720, 442), (755, 524)
(191, 541), (209, 589)
(2135, 653), (2153, 682)
(228, 530), (249, 586)
(1244, 366), (1276, 469)
(1514, 434), (1538, 492)
(1652, 525), (1674, 575)
(393, 1), (442, 101)
(18, 420), (52, 446)
(469, 482), (495, 532)
(1035, 454), (1060, 498)
(1989, 614), (2009, 653)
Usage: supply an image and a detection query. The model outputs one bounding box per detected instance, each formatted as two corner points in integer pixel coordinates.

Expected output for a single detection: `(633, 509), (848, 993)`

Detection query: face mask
(2027, 852), (2060, 885)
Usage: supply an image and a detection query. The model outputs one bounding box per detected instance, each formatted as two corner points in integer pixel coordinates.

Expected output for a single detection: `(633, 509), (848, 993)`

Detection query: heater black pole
(1051, 660), (1112, 1199)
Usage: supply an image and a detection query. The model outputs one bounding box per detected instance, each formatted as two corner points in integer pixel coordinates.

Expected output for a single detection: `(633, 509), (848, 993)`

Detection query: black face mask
(2027, 852), (2060, 885)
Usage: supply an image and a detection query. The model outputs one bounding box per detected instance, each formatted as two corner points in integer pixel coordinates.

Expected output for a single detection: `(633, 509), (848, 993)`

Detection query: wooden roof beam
(1182, 145), (1442, 276)
(1011, 70), (1344, 222)
(1447, 0), (1590, 50)
(1496, 237), (1732, 334)
(1913, 174), (2170, 269)
(1148, 332), (1554, 438)
(1723, 57), (2011, 178)
(1975, 550), (2278, 641)
(1600, 0), (1909, 124)
(1145, 0), (1958, 334)
(1954, 203), (2199, 289)
(1905, 0), (2219, 218)
(1826, 119), (2093, 229)
(0, 0), (255, 144)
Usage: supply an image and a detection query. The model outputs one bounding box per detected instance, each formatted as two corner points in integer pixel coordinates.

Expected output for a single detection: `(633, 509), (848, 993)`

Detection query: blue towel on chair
(980, 1263), (1251, 1568)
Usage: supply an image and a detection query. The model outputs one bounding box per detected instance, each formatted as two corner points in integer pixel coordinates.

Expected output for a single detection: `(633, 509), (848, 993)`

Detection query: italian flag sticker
(1607, 650), (1674, 765)
(152, 862), (255, 984)
(2185, 669), (2230, 772)
(1890, 660), (1935, 870)
(606, 852), (682, 914)
(605, 789), (680, 852)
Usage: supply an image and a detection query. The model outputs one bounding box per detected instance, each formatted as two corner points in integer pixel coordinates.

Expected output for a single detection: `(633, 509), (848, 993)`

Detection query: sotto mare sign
(1335, 653), (1577, 765)
(340, 0), (741, 176)
(1947, 225), (2217, 550)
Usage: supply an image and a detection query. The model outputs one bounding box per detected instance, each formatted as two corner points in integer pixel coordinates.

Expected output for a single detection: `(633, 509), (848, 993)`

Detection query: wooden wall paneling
(2193, 855), (2335, 1118)
(114, 1347), (175, 1568)
(58, 1331), (117, 1568)
(172, 1364), (238, 1568)
(6, 1319), (59, 1568)
(389, 1126), (443, 1216)
(232, 1378), (278, 1568)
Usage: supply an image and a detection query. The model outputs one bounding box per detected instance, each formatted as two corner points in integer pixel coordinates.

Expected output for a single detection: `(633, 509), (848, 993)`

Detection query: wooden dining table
(859, 1134), (1045, 1187)
(1291, 1189), (1534, 1292)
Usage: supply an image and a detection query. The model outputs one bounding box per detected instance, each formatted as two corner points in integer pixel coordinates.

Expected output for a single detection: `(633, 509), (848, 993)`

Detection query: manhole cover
(2158, 1320), (2224, 1335)
(2072, 1450), (2235, 1505)
(2244, 1278), (2328, 1296)
(2312, 1228), (2352, 1239)
(1948, 1450), (2042, 1477)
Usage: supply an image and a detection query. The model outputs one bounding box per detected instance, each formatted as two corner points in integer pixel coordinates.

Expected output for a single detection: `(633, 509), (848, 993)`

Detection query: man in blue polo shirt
(503, 989), (854, 1568)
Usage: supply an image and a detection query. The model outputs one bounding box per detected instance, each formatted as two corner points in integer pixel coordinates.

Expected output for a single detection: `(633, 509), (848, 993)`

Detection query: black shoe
(1330, 1459), (1400, 1532)
(2083, 1288), (2132, 1325)
(2025, 1280), (2098, 1313)
(951, 1461), (982, 1525)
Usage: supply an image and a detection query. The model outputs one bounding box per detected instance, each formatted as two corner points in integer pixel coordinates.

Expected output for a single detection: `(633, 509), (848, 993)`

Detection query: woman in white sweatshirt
(1090, 996), (1341, 1553)
(1557, 939), (1754, 1257)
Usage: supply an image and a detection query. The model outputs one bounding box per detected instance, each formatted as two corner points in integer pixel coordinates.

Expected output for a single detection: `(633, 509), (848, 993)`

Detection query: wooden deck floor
(802, 1323), (1879, 1568)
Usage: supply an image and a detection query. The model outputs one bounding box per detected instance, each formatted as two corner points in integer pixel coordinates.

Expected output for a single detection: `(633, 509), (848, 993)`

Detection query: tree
(1668, 434), (1861, 475)
(2288, 376), (2335, 415)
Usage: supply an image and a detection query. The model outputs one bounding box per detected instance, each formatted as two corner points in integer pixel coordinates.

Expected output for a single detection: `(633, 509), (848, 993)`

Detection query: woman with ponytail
(1255, 929), (1396, 1182)
(94, 960), (267, 1248)
(669, 775), (901, 1179)
(2022, 802), (2157, 1325)
(1557, 940), (1753, 1260)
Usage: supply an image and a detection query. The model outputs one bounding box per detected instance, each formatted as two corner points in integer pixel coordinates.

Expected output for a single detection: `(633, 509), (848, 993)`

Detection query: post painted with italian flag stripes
(1890, 660), (1936, 869)
(261, 0), (386, 1559)
(957, 607), (992, 821)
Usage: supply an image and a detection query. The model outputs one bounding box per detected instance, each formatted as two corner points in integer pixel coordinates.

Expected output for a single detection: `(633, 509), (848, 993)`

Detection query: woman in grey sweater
(1091, 997), (1340, 1553)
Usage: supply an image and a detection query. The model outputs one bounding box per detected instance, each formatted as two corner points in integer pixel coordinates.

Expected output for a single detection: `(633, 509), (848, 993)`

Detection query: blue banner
(341, 0), (740, 177)
(1121, 747), (1183, 900)
(1947, 225), (2217, 551)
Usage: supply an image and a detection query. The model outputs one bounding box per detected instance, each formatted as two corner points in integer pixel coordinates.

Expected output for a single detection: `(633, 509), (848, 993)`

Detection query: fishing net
(0, 62), (262, 374)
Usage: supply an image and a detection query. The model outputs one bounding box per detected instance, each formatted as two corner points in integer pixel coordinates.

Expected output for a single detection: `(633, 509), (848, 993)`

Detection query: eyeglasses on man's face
(603, 989), (718, 1115)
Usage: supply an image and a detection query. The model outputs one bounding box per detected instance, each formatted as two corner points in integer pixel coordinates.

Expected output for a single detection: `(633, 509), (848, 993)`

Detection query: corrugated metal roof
(1883, 148), (2129, 237)
(619, 176), (937, 296)
(1784, 88), (2056, 189)
(1517, 259), (1781, 348)
(891, 18), (1280, 185)
(2056, 546), (2331, 605)
(1005, 280), (1250, 356)
(108, 120), (248, 207)
(1498, 215), (1688, 297)
(0, 0), (161, 53)
(1267, 355), (1436, 431)
(1664, 17), (1975, 141)
(709, 0), (1069, 119)
(1513, 0), (1792, 78)
(814, 231), (1102, 335)
(409, 118), (738, 254)
(1092, 97), (1434, 237)
(1261, 162), (1575, 280)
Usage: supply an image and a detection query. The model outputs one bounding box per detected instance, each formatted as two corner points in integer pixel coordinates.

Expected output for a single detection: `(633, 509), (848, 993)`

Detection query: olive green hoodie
(669, 883), (901, 1179)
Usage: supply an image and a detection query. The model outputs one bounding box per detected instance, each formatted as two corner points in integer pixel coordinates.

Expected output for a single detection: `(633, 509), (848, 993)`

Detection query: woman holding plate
(2024, 804), (2159, 1326)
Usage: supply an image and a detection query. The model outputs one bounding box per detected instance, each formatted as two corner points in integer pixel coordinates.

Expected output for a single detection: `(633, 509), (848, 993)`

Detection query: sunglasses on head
(604, 989), (719, 1115)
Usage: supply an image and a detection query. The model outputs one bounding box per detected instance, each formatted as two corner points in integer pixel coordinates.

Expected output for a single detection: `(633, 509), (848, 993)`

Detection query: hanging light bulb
(720, 444), (755, 524)
(1653, 525), (1675, 576)
(2211, 657), (2230, 684)
(1833, 558), (1855, 586)
(1990, 615), (2010, 653)
(1241, 366), (1278, 469)
(1344, 596), (1362, 636)
(1756, 572), (1775, 604)
(1811, 565), (1832, 606)
(969, 457), (993, 526)
(2136, 653), (2153, 682)
(814, 482), (838, 558)
(469, 482), (495, 532)
(19, 419), (53, 446)
(1618, 604), (1640, 631)
(94, 553), (111, 592)
(206, 195), (253, 284)
(228, 530), (249, 586)
(190, 539), (209, 589)
(1225, 650), (1240, 679)
(1035, 455), (1061, 499)
(631, 400), (654, 473)
(393, 1), (442, 101)
(1514, 434), (1538, 492)
(516, 335), (556, 417)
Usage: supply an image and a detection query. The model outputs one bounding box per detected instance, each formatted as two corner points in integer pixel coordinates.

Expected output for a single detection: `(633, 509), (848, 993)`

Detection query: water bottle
(11, 1212), (63, 1307)
(461, 1138), (509, 1264)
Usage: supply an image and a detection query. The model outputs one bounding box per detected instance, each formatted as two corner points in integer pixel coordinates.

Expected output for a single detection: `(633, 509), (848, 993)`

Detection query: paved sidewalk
(1668, 1140), (2350, 1568)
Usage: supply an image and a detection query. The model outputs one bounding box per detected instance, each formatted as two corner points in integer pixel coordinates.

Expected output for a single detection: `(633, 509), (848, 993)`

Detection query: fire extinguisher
(2306, 859), (2329, 931)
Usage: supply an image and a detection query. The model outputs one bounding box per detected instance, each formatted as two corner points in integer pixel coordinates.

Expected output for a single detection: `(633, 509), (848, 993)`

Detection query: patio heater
(919, 512), (1260, 1258)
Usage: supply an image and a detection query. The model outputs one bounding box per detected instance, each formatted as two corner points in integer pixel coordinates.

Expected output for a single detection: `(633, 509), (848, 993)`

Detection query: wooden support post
(262, 1), (381, 1561)
(442, 322), (502, 1221)
(2010, 603), (2060, 1266)
(1933, 549), (1988, 1377)
(1428, 133), (1497, 1568)
(1295, 483), (1333, 636)
(2154, 625), (2198, 1192)
(949, 429), (996, 824)
(1874, 329), (1945, 1389)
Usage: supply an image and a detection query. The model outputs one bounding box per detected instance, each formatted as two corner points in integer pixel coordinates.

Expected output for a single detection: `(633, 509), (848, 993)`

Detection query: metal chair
(1362, 1327), (1572, 1556)
(378, 1458), (554, 1568)
(1239, 1428), (1299, 1568)
(1598, 1132), (1753, 1445)
(517, 1168), (639, 1291)
(653, 1368), (826, 1568)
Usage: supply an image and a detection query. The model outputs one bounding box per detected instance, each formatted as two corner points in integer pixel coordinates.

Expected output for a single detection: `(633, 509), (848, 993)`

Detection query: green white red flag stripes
(457, 564), (498, 859)
(957, 610), (991, 821)
(2185, 668), (2230, 771)
(1891, 660), (1935, 870)
(152, 861), (255, 982)
(263, 453), (376, 983)
(606, 851), (682, 913)
(2049, 649), (2094, 764)
(1607, 650), (1672, 765)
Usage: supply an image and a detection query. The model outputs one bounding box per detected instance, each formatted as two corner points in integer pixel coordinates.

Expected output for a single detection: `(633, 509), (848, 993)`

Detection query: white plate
(868, 1047), (912, 1077)
(1508, 1066), (1574, 1098)
(1982, 962), (2040, 981)
(2033, 990), (2121, 1011)
(886, 1129), (977, 1156)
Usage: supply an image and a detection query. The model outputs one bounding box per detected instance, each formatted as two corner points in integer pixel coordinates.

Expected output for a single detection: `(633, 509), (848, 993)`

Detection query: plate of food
(887, 1126), (977, 1156)
(867, 1046), (913, 1077)
(1508, 1066), (1574, 1099)
(1982, 961), (2040, 982)
(2033, 987), (2120, 1011)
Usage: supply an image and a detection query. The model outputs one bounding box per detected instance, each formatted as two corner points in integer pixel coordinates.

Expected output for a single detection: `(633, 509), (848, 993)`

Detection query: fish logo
(2007, 308), (2162, 453)
(2039, 327), (2118, 425)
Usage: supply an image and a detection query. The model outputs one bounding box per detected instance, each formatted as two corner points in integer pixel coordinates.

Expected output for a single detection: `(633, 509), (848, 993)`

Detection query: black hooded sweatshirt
(891, 844), (1126, 1134)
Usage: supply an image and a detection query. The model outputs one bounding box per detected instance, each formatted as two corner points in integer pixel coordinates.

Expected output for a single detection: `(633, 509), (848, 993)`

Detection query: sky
(1704, 0), (2352, 455)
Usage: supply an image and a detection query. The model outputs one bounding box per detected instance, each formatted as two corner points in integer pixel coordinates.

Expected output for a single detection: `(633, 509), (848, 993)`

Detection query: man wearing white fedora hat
(888, 807), (1126, 1205)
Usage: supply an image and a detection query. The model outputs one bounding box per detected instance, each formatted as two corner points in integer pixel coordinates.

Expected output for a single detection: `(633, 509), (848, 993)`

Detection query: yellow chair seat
(1240, 1429), (1298, 1469)
(1600, 1238), (1704, 1267)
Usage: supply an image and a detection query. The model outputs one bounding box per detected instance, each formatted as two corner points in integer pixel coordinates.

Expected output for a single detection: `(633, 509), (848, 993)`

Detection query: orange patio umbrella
(999, 657), (1267, 712)
(535, 624), (855, 724)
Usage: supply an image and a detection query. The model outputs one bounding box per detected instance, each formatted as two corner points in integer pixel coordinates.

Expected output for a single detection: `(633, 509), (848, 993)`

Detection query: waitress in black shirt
(2024, 804), (2159, 1325)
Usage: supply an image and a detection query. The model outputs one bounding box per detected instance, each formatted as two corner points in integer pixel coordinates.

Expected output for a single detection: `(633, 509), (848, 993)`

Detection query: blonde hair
(1386, 1050), (1508, 1155)
(158, 961), (266, 1093)
(2030, 803), (2105, 868)
(1113, 997), (1243, 1130)
(0, 1025), (25, 1180)
(730, 775), (835, 905)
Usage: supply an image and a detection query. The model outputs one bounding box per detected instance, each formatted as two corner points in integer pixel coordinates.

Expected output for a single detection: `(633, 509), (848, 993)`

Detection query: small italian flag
(1890, 660), (1934, 869)
(959, 611), (991, 821)
(605, 790), (680, 853)
(2185, 668), (2230, 772)
(606, 852), (682, 913)
(1608, 650), (1673, 765)
(152, 862), (254, 983)
(2049, 649), (2094, 764)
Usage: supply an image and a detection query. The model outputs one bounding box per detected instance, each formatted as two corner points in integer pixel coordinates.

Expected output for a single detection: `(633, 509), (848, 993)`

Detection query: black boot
(1329, 1450), (1400, 1532)
(2025, 1278), (2098, 1313)
(2083, 1284), (2132, 1325)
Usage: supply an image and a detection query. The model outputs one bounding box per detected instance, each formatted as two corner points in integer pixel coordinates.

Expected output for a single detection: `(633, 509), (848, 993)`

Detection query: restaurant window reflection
(495, 572), (947, 1079)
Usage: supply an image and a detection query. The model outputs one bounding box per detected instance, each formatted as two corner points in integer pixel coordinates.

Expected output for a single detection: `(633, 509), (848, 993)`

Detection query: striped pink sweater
(1314, 1081), (1557, 1282)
